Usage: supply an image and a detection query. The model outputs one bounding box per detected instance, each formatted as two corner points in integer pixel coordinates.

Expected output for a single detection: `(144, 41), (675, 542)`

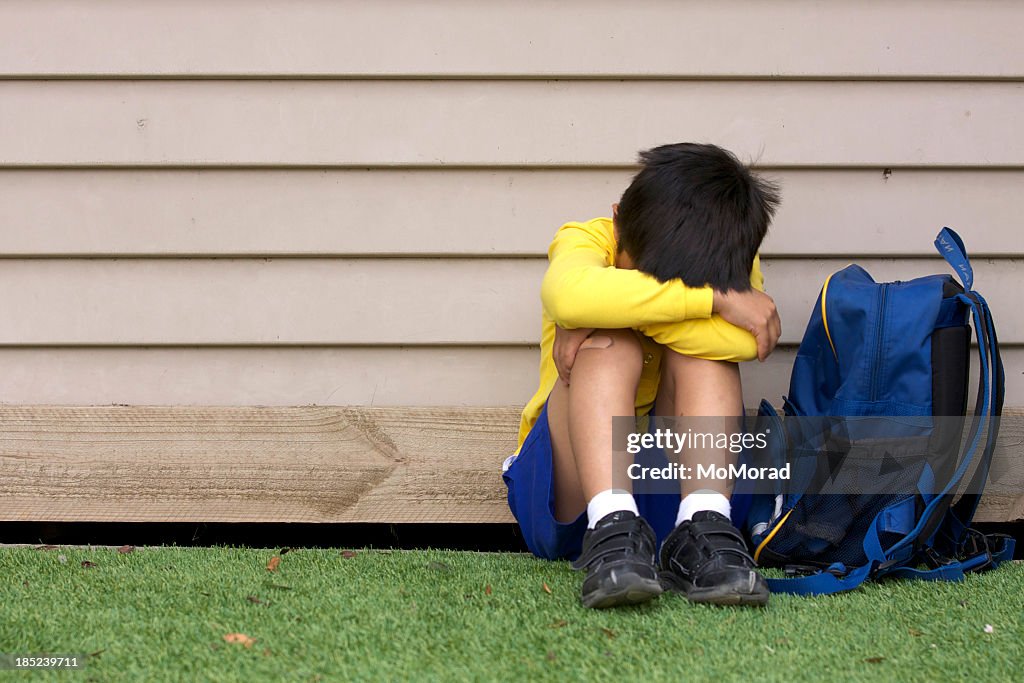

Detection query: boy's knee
(662, 347), (731, 372)
(661, 348), (699, 375)
(661, 348), (740, 387)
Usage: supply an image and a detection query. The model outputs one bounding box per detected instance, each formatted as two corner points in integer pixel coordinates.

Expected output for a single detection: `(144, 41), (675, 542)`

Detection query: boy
(502, 143), (782, 608)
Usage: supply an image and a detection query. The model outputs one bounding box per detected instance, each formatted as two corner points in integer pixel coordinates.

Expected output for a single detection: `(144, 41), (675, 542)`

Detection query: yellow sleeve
(540, 220), (714, 330)
(637, 255), (765, 362)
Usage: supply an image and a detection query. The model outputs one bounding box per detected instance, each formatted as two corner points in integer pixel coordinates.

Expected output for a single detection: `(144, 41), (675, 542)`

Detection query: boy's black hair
(614, 143), (780, 291)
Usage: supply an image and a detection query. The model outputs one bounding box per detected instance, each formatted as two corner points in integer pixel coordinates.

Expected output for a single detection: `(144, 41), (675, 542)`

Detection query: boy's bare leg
(655, 350), (743, 500)
(654, 348), (768, 606)
(546, 328), (662, 608)
(546, 328), (644, 522)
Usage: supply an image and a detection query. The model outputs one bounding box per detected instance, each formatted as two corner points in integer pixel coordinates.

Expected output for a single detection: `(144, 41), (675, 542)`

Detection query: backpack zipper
(871, 283), (889, 402)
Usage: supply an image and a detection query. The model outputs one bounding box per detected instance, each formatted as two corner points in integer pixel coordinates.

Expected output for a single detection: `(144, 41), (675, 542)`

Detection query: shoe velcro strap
(688, 521), (746, 545)
(707, 546), (756, 564)
(571, 520), (655, 570)
(688, 520), (745, 540)
(692, 534), (755, 565)
(573, 540), (653, 570)
(583, 517), (654, 550)
(573, 530), (655, 568)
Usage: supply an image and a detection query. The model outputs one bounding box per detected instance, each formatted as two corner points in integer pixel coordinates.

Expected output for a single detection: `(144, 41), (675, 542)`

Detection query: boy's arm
(540, 222), (714, 329)
(638, 256), (778, 362)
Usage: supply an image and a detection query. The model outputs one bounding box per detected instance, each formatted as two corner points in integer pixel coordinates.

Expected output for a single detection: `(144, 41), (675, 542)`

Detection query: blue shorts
(502, 397), (682, 561)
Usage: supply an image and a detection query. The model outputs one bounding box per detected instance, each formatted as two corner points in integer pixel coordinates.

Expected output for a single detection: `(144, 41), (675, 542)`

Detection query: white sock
(586, 489), (639, 529)
(676, 490), (731, 527)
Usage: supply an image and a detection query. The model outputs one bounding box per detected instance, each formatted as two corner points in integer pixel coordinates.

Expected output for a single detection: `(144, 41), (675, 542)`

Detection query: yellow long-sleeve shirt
(515, 217), (764, 453)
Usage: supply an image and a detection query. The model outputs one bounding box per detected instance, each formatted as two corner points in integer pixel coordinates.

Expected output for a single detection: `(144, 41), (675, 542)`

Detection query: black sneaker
(571, 511), (663, 609)
(658, 510), (769, 606)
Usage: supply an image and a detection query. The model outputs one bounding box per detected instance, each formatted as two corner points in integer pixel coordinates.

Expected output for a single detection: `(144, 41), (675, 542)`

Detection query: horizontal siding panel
(3, 81), (1024, 167)
(2, 1), (1022, 78)
(0, 258), (1018, 345)
(0, 347), (544, 407)
(1, 169), (1021, 257)
(0, 345), (1020, 407)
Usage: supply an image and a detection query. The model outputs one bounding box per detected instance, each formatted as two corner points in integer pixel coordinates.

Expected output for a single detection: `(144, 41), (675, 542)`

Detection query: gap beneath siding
(0, 522), (529, 553)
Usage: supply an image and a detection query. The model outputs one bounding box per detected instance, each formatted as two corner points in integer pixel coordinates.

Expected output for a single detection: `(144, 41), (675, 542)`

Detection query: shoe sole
(659, 571), (769, 607)
(685, 586), (769, 607)
(582, 573), (663, 609)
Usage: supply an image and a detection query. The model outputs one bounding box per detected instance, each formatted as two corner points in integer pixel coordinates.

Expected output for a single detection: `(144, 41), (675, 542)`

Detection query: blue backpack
(735, 228), (1014, 595)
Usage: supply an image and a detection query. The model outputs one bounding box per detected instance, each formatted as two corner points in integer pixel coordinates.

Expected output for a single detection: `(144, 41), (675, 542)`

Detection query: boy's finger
(557, 352), (574, 385)
(756, 330), (769, 362)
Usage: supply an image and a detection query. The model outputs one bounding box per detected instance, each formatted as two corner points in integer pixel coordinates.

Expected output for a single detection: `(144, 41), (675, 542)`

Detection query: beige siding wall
(1, 1), (1021, 407)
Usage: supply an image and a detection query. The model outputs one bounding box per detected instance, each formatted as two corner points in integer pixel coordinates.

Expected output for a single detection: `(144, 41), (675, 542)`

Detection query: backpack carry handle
(935, 227), (974, 291)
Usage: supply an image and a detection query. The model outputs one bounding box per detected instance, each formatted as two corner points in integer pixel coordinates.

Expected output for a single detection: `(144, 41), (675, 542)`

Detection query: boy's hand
(553, 325), (596, 385)
(712, 289), (781, 362)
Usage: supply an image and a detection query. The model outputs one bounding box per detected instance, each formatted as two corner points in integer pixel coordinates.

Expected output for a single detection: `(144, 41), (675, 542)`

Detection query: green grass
(1, 547), (1021, 682)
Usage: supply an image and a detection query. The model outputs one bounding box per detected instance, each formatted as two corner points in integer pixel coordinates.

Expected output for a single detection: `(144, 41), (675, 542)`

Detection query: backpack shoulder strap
(880, 533), (1015, 582)
(882, 229), (1003, 561)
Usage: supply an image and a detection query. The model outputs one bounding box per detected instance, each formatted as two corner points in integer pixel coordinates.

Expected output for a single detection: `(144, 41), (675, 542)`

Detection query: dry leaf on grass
(81, 560), (97, 569)
(223, 633), (256, 648)
(908, 628), (923, 637)
(548, 620), (568, 629)
(864, 657), (884, 664)
(117, 545), (135, 554)
(485, 585), (492, 596)
(542, 582), (552, 594)
(266, 556), (280, 572)
(341, 551), (357, 559)
(601, 627), (617, 640)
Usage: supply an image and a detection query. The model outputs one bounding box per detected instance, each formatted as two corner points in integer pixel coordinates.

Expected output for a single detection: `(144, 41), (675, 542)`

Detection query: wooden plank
(1, 345), (1023, 408)
(2, 1), (1022, 78)
(0, 405), (1020, 523)
(0, 406), (521, 523)
(1, 168), (1021, 257)
(0, 257), (1019, 345)
(4, 81), (1024, 167)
